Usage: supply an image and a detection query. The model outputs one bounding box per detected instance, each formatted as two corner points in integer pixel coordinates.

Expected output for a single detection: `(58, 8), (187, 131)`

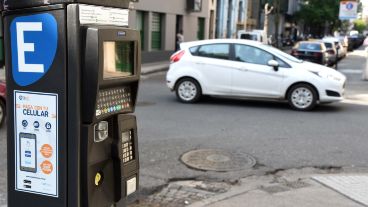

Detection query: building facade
(215, 0), (249, 38)
(129, 0), (210, 63)
(214, 0), (295, 39)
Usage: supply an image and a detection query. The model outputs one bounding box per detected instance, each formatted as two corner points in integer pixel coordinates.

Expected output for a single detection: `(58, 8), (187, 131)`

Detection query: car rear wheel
(175, 78), (201, 103)
(287, 84), (317, 111)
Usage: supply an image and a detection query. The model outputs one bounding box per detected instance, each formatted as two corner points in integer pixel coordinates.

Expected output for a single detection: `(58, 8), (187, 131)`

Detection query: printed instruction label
(14, 91), (58, 197)
(79, 4), (129, 26)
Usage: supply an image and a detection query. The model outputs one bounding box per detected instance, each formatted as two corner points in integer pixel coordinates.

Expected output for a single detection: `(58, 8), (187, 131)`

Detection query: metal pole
(336, 48), (339, 70)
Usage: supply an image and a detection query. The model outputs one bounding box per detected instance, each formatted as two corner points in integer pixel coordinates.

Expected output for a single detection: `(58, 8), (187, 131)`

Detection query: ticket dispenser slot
(82, 119), (115, 207)
(81, 26), (140, 207)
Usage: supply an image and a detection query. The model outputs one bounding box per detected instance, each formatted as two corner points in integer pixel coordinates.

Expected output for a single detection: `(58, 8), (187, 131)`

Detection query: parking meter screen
(103, 41), (134, 79)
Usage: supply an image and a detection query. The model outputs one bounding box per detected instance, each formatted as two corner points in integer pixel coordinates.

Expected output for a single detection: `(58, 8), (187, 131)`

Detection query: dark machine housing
(3, 0), (141, 207)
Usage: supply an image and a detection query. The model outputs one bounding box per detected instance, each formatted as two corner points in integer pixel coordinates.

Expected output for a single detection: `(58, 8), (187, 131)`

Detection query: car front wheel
(175, 78), (202, 103)
(287, 84), (317, 111)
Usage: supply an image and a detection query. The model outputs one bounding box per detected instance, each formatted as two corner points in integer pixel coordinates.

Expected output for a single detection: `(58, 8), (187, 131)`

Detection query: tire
(175, 78), (202, 103)
(287, 84), (318, 111)
(0, 99), (5, 127)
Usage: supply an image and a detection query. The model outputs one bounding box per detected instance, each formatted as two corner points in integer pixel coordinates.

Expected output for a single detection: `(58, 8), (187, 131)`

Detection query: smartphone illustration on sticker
(19, 133), (37, 173)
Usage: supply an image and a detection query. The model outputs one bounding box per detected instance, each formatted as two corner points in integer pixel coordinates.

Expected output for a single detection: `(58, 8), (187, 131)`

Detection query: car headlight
(312, 71), (341, 81)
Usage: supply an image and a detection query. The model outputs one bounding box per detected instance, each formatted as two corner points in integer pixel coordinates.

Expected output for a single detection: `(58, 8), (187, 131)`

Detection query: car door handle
(234, 67), (248, 71)
(196, 62), (205, 65)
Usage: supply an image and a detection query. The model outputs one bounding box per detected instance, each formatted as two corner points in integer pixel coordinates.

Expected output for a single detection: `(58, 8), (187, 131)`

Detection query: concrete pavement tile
(207, 182), (362, 207)
(313, 175), (368, 206)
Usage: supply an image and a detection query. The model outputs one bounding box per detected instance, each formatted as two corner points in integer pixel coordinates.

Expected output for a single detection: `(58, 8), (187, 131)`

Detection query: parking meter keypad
(121, 130), (134, 163)
(96, 86), (132, 117)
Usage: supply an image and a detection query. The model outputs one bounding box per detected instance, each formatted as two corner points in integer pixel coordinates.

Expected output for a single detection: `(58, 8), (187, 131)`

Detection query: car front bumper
(318, 79), (346, 103)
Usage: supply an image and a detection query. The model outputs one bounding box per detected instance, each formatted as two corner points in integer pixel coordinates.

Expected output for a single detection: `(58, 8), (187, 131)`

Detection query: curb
(141, 62), (170, 75)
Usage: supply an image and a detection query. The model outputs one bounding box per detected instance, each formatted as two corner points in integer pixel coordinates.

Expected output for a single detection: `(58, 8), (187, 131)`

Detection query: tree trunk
(263, 3), (273, 44)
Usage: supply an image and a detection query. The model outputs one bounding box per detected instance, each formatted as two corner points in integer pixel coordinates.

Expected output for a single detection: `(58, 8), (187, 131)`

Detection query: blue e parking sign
(10, 13), (58, 86)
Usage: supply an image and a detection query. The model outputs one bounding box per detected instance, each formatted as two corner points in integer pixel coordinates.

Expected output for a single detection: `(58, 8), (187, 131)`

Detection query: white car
(166, 39), (346, 111)
(323, 37), (347, 59)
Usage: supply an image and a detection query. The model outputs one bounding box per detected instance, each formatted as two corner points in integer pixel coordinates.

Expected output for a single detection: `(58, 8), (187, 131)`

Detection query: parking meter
(3, 1), (140, 207)
(81, 26), (140, 206)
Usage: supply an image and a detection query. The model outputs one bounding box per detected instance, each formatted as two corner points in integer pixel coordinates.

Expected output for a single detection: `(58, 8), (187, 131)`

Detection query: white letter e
(16, 22), (44, 73)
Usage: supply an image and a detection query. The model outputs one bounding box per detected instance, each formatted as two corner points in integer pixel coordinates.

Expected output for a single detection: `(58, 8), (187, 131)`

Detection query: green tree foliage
(353, 19), (367, 33)
(295, 0), (340, 35)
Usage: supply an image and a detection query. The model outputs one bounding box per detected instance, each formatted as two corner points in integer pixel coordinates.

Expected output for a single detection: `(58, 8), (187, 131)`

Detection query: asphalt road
(0, 48), (368, 204)
(134, 48), (368, 192)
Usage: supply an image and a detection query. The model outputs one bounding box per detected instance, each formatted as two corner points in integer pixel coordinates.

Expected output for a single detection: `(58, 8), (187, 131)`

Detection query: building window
(187, 0), (203, 12)
(238, 1), (244, 22)
(136, 11), (145, 50)
(197, 18), (205, 40)
(151, 12), (162, 50)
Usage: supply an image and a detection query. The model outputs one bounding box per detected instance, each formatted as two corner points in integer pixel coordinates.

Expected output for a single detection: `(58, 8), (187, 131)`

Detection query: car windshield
(263, 45), (303, 63)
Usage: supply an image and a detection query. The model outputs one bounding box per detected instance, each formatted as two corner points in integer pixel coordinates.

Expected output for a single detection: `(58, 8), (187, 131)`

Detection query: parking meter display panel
(3, 0), (131, 10)
(103, 41), (134, 79)
(83, 27), (140, 123)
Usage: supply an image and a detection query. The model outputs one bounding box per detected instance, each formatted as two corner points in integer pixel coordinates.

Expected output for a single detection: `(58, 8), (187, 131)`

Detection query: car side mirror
(268, 59), (279, 71)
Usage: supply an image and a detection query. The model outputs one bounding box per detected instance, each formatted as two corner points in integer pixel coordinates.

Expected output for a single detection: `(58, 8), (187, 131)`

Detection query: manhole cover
(181, 149), (256, 172)
(136, 101), (156, 107)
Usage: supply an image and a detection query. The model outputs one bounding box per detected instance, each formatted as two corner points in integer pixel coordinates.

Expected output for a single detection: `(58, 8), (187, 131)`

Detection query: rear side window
(324, 42), (333, 49)
(298, 43), (322, 51)
(189, 46), (199, 54)
(196, 44), (230, 60)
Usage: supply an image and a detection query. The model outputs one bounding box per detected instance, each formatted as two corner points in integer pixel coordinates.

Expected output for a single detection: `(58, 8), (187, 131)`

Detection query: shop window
(151, 13), (162, 50)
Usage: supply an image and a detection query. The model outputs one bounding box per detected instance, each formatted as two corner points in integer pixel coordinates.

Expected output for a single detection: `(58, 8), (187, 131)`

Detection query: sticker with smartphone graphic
(19, 133), (37, 173)
(14, 91), (58, 197)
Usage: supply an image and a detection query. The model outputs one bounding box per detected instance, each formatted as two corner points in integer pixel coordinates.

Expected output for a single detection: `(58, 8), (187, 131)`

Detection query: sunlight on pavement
(343, 94), (368, 106)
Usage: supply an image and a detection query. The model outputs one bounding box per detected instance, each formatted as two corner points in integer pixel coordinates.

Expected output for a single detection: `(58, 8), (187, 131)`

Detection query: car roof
(180, 39), (263, 49)
(297, 41), (323, 45)
(323, 37), (339, 42)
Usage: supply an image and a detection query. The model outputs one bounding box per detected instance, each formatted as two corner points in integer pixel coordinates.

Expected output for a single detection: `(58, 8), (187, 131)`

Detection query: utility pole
(263, 3), (273, 44)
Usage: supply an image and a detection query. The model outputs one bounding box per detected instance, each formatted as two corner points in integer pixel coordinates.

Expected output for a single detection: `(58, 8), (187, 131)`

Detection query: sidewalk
(141, 61), (170, 75)
(189, 168), (368, 207)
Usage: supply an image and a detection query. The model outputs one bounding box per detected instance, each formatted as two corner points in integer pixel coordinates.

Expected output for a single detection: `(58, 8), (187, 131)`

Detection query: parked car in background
(167, 39), (346, 111)
(348, 34), (365, 50)
(320, 40), (338, 66)
(237, 30), (265, 43)
(337, 35), (349, 53)
(0, 80), (6, 127)
(322, 37), (346, 59)
(291, 41), (329, 66)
